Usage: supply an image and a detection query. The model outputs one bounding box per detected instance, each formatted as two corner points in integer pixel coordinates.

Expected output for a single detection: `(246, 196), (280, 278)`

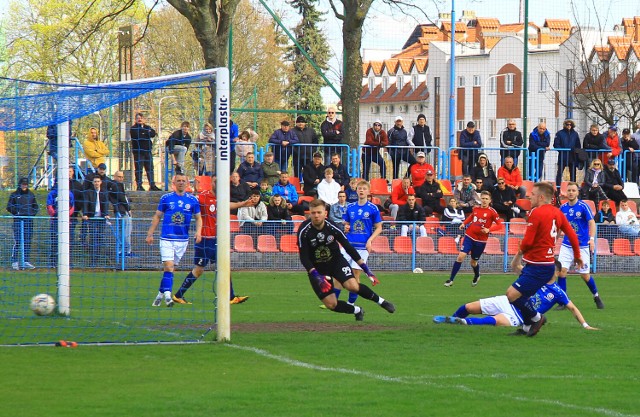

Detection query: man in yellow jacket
(83, 127), (109, 170)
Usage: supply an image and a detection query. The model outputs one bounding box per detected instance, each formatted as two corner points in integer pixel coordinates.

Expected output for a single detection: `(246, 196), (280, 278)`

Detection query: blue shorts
(511, 263), (555, 297)
(461, 237), (486, 260)
(194, 237), (216, 267)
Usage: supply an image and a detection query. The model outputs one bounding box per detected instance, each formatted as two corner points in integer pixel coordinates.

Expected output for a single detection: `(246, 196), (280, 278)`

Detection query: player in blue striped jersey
(146, 174), (202, 307)
(558, 182), (604, 309)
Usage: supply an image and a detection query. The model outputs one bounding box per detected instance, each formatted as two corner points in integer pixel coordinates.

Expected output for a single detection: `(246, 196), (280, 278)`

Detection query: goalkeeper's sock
(334, 289), (341, 300)
(333, 300), (356, 314)
(453, 304), (470, 318)
(585, 276), (598, 295)
(449, 261), (462, 281)
(348, 292), (358, 304)
(356, 283), (380, 303)
(557, 276), (567, 292)
(472, 264), (480, 278)
(159, 271), (173, 293)
(229, 278), (235, 299)
(465, 316), (497, 326)
(175, 272), (197, 298)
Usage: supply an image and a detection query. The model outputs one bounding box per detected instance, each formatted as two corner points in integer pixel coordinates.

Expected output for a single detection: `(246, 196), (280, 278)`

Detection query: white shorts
(479, 295), (524, 327)
(558, 245), (590, 274)
(340, 247), (369, 271)
(159, 239), (189, 264)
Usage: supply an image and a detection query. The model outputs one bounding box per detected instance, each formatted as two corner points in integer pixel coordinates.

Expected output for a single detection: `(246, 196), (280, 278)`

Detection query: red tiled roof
(392, 42), (428, 59)
(499, 23), (524, 33)
(398, 58), (414, 74)
(441, 21), (467, 33)
(476, 18), (500, 29)
(360, 81), (429, 104)
(413, 58), (428, 73)
(544, 19), (571, 31)
(369, 61), (384, 76)
(384, 59), (399, 75)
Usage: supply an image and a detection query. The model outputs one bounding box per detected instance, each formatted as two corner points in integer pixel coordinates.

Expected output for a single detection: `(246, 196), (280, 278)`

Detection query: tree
(287, 0), (330, 129)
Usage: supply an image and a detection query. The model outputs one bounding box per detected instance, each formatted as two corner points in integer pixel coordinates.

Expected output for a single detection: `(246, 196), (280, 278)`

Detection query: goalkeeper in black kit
(297, 199), (396, 321)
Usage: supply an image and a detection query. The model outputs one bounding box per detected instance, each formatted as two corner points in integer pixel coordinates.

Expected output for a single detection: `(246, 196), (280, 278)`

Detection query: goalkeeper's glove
(360, 263), (379, 286)
(309, 270), (332, 293)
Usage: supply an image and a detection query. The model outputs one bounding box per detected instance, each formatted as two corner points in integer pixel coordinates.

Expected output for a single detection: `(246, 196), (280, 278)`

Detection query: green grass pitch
(2, 271), (639, 417)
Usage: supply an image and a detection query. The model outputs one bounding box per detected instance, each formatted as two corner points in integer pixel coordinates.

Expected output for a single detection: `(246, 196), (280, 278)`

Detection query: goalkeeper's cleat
(380, 300), (396, 313)
(152, 296), (162, 307)
(24, 262), (35, 270)
(471, 276), (481, 287)
(165, 297), (174, 308)
(172, 295), (192, 305)
(444, 279), (454, 287)
(508, 328), (527, 336)
(355, 308), (365, 321)
(594, 295), (605, 309)
(526, 315), (547, 337)
(230, 296), (249, 305)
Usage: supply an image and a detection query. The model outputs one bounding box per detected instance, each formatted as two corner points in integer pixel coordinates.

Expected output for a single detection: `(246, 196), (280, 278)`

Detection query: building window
(458, 76), (465, 87)
(473, 75), (481, 86)
(539, 72), (548, 92)
(368, 77), (375, 92)
(489, 77), (497, 94)
(490, 119), (497, 139)
(458, 120), (464, 131)
(505, 73), (514, 94)
(412, 74), (419, 90)
(397, 75), (404, 90)
(382, 76), (389, 92)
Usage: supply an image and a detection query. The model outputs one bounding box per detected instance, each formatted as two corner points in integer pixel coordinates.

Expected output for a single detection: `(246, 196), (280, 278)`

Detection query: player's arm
(194, 212), (202, 243)
(229, 199), (252, 210)
(565, 301), (599, 330)
(297, 229), (315, 272)
(588, 218), (596, 252)
(510, 251), (524, 273)
(145, 210), (163, 244)
(335, 228), (362, 264)
(365, 221), (383, 252)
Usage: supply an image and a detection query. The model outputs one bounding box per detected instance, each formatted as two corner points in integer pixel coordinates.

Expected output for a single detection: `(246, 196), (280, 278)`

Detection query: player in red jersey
(444, 191), (501, 287)
(507, 181), (582, 336)
(172, 176), (252, 305)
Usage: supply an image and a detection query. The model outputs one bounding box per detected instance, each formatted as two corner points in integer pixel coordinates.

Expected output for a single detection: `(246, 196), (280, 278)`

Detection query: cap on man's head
(295, 116), (306, 124)
(19, 177), (28, 185)
(608, 159), (616, 165)
(374, 119), (382, 125)
(281, 120), (290, 127)
(98, 163), (107, 170)
(417, 113), (426, 121)
(467, 121), (476, 128)
(264, 151), (274, 157)
(313, 152), (323, 158)
(395, 116), (403, 122)
(609, 125), (617, 131)
(623, 128), (631, 135)
(426, 169), (434, 175)
(416, 151), (426, 158)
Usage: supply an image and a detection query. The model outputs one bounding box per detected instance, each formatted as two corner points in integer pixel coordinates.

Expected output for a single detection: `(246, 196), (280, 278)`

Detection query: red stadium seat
(515, 198), (532, 212)
(627, 200), (638, 216)
(507, 238), (521, 255)
(370, 178), (390, 196)
(298, 195), (314, 204)
(509, 218), (527, 236)
(371, 196), (383, 206)
(584, 200), (596, 216)
(234, 234), (255, 253)
(484, 237), (503, 254)
(437, 236), (460, 254)
(257, 235), (279, 253)
(424, 216), (442, 235)
(560, 181), (569, 197)
(230, 214), (240, 233)
(194, 176), (212, 193)
(393, 236), (413, 254)
(280, 234), (299, 253)
(522, 180), (534, 197)
(596, 238), (612, 256)
(635, 239), (640, 256)
(291, 215), (306, 233)
(289, 176), (303, 194)
(370, 236), (392, 254)
(612, 238), (635, 256)
(440, 179), (453, 196)
(416, 236), (436, 254)
(490, 222), (505, 235)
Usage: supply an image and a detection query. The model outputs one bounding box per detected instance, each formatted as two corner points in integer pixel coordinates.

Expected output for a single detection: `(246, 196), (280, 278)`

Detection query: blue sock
(449, 261), (462, 281)
(229, 278), (236, 299)
(586, 276), (598, 295)
(175, 272), (197, 298)
(557, 276), (567, 292)
(348, 292), (358, 304)
(472, 264), (480, 278)
(159, 271), (173, 293)
(453, 304), (469, 318)
(465, 317), (497, 326)
(334, 289), (341, 300)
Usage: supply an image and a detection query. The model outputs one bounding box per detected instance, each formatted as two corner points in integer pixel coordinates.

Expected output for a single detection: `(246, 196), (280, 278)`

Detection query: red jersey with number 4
(198, 190), (217, 238)
(463, 206), (501, 242)
(521, 204), (580, 264)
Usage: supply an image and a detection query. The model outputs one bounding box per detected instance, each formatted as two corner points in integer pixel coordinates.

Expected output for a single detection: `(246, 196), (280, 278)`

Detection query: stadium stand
(370, 236), (392, 254)
(612, 238), (635, 256)
(437, 236), (460, 254)
(280, 234), (299, 253)
(393, 236), (413, 254)
(234, 234), (256, 253)
(596, 238), (612, 255)
(257, 234), (279, 253)
(416, 236), (436, 254)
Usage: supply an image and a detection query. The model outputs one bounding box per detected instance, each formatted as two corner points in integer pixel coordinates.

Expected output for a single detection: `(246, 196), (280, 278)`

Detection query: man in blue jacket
(528, 122), (551, 181)
(554, 119), (581, 186)
(459, 121), (482, 176)
(269, 120), (299, 171)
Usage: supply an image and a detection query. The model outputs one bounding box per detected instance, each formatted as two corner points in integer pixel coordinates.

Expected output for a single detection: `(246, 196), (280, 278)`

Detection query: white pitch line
(228, 344), (639, 417)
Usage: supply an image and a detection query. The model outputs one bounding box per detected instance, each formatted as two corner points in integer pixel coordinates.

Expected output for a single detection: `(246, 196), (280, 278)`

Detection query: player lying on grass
(433, 257), (599, 331)
(297, 198), (396, 321)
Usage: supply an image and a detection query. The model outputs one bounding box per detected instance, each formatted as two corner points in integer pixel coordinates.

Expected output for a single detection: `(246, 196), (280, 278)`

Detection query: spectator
(328, 153), (350, 190)
(266, 194), (293, 237)
(528, 122), (551, 181)
(130, 113), (161, 191)
(83, 127), (109, 171)
(258, 179), (273, 204)
(408, 151), (435, 188)
(82, 176), (111, 265)
(459, 121), (482, 176)
(236, 151), (263, 189)
(46, 122), (74, 161)
(345, 177), (359, 204)
(302, 152), (326, 197)
(387, 116), (416, 179)
(491, 177), (521, 221)
(388, 178), (414, 219)
(580, 159), (608, 205)
(553, 118), (581, 186)
(362, 120), (388, 181)
(408, 114), (433, 159)
(454, 175), (481, 214)
(397, 194), (427, 237)
(320, 105), (344, 162)
(601, 159), (627, 204)
(228, 120), (240, 173)
(272, 171), (305, 215)
(632, 121), (640, 147)
(621, 127), (640, 183)
(83, 163), (109, 190)
(69, 167), (84, 246)
(235, 128), (259, 166)
(230, 172), (251, 213)
(415, 169), (444, 217)
(329, 191), (349, 231)
(615, 199), (639, 237)
(108, 171), (134, 257)
(442, 197), (465, 239)
(193, 122), (215, 176)
(47, 183), (75, 267)
(317, 167), (341, 206)
(595, 200), (615, 225)
(237, 189), (268, 232)
(7, 177), (38, 270)
(474, 178), (488, 193)
(269, 120), (298, 171)
(471, 153), (498, 190)
(582, 124), (609, 169)
(497, 156), (527, 198)
(165, 121), (191, 175)
(291, 116), (319, 177)
(261, 151), (281, 187)
(499, 119), (524, 166)
(605, 126), (622, 161)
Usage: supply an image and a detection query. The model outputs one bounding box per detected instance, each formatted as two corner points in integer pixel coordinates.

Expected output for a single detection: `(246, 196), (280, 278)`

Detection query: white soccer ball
(30, 294), (56, 316)
(413, 267), (424, 274)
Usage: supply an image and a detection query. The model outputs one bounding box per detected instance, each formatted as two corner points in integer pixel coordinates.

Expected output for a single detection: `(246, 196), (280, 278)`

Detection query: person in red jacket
(408, 152), (435, 188)
(605, 125), (622, 161)
(497, 156), (526, 198)
(388, 178), (413, 219)
(362, 120), (389, 181)
(506, 181), (582, 337)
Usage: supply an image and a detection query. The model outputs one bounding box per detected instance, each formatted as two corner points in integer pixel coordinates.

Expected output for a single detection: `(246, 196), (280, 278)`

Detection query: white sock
(353, 306), (361, 314)
(531, 313), (541, 322)
(155, 291), (163, 299)
(523, 324), (531, 332)
(377, 297), (385, 305)
(163, 290), (172, 300)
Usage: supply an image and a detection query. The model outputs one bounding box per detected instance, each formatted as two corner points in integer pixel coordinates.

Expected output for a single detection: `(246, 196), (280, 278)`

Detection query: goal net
(0, 68), (233, 346)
